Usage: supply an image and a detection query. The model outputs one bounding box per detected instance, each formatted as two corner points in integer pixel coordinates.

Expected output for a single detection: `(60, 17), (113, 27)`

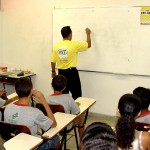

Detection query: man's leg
(69, 68), (82, 100)
(58, 69), (69, 94)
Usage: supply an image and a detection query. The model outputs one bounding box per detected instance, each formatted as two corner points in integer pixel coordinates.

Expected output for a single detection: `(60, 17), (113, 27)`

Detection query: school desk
(75, 97), (96, 124)
(0, 71), (36, 89)
(0, 72), (35, 106)
(7, 92), (18, 100)
(3, 133), (43, 150)
(42, 112), (76, 139)
(42, 98), (96, 139)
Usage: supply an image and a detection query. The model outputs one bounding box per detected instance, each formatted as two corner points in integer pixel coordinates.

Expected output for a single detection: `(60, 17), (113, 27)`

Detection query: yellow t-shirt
(51, 40), (88, 69)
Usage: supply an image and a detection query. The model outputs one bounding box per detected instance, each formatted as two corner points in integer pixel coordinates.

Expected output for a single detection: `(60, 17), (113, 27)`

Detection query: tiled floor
(0, 113), (117, 150)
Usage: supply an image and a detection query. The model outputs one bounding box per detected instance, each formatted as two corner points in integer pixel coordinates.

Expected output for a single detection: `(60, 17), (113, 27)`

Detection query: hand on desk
(76, 102), (80, 106)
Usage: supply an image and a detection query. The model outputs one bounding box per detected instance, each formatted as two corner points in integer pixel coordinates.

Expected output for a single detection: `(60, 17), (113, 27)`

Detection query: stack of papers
(0, 71), (14, 76)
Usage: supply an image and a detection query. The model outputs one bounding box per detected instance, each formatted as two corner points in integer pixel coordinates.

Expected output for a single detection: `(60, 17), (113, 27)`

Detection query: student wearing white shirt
(4, 77), (60, 150)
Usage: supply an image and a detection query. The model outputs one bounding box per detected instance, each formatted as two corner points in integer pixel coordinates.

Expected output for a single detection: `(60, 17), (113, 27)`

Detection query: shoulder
(71, 41), (87, 45)
(53, 41), (65, 48)
(31, 107), (45, 114)
(63, 94), (75, 102)
(63, 94), (72, 98)
(141, 131), (150, 149)
(142, 131), (150, 139)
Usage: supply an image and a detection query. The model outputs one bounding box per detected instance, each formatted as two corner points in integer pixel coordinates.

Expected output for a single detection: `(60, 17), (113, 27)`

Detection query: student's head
(118, 93), (141, 117)
(61, 26), (72, 39)
(133, 87), (150, 110)
(15, 77), (33, 98)
(52, 75), (67, 92)
(116, 93), (141, 149)
(81, 122), (117, 150)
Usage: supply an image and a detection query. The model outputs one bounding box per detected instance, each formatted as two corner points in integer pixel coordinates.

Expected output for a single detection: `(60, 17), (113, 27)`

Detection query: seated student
(80, 122), (117, 150)
(4, 77), (60, 150)
(133, 86), (150, 124)
(46, 74), (84, 140)
(0, 89), (18, 120)
(116, 93), (150, 150)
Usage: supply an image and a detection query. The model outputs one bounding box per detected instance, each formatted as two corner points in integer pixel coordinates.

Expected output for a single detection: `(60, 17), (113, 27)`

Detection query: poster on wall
(141, 7), (150, 25)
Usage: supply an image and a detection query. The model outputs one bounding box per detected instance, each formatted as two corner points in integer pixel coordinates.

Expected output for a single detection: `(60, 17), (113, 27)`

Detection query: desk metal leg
(74, 127), (79, 150)
(3, 83), (5, 89)
(60, 128), (67, 150)
(84, 109), (89, 125)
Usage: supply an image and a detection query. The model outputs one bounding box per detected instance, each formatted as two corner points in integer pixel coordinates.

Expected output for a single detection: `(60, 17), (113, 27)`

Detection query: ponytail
(116, 114), (135, 149)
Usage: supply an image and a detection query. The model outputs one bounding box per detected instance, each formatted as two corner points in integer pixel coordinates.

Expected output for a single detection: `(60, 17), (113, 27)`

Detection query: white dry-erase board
(53, 7), (150, 76)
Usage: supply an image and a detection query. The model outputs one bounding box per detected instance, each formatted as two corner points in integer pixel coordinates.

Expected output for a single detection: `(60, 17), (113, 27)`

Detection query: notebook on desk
(0, 71), (14, 77)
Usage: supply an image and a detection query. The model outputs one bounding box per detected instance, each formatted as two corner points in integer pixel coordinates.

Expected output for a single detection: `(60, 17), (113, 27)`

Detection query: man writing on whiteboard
(50, 26), (91, 100)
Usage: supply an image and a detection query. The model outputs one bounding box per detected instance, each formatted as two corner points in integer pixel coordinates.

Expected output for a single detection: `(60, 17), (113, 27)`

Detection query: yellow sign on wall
(141, 7), (150, 25)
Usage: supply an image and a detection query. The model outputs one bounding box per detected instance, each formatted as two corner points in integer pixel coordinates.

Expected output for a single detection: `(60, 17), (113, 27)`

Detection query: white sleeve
(69, 97), (80, 115)
(34, 109), (53, 131)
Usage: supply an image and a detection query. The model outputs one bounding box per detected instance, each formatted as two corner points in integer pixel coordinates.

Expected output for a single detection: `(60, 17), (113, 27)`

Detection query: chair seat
(0, 121), (31, 141)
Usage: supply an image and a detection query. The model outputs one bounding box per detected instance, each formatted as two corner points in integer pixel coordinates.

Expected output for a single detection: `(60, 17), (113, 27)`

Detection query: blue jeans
(36, 136), (59, 150)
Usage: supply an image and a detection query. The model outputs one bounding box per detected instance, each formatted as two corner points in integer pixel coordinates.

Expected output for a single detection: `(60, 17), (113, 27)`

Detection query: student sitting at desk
(4, 77), (60, 150)
(0, 89), (17, 120)
(81, 122), (117, 150)
(116, 94), (150, 149)
(46, 75), (84, 140)
(133, 87), (150, 124)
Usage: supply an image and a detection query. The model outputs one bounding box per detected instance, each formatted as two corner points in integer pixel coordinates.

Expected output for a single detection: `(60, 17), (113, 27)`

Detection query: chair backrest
(135, 122), (150, 131)
(0, 107), (5, 121)
(0, 121), (31, 141)
(49, 104), (65, 113)
(36, 103), (65, 115)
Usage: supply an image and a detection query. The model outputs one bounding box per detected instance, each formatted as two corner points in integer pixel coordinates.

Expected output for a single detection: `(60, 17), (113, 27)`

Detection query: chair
(36, 103), (65, 115)
(36, 103), (79, 150)
(0, 121), (31, 141)
(0, 107), (5, 121)
(135, 122), (150, 131)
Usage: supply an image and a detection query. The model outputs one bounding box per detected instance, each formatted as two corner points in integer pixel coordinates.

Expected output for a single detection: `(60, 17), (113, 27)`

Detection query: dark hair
(15, 77), (33, 98)
(116, 94), (141, 149)
(61, 26), (72, 38)
(52, 75), (67, 91)
(81, 122), (117, 150)
(133, 87), (150, 109)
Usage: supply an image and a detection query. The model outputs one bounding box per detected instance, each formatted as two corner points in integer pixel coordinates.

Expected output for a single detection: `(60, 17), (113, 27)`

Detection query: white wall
(1, 0), (150, 116)
(0, 10), (3, 65)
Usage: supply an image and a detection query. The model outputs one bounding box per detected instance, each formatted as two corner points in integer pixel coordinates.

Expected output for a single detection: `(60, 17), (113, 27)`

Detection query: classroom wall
(1, 0), (150, 116)
(0, 11), (3, 64)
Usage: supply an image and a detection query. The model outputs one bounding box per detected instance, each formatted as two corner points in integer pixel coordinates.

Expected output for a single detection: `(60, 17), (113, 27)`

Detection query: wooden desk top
(0, 71), (35, 79)
(7, 92), (18, 99)
(42, 112), (76, 139)
(75, 97), (96, 115)
(6, 72), (36, 79)
(3, 133), (43, 150)
(0, 72), (36, 88)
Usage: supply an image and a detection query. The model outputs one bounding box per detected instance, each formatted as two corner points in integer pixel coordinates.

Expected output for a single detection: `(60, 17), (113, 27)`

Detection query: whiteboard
(53, 7), (150, 75)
